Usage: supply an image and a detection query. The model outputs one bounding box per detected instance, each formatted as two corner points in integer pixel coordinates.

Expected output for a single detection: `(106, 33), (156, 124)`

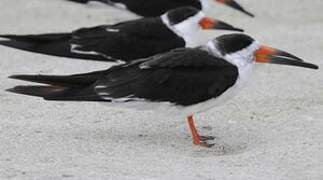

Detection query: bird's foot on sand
(196, 135), (215, 148)
(199, 135), (215, 141)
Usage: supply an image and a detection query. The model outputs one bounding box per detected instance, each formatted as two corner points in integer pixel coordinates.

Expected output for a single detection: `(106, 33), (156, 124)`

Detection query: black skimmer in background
(65, 0), (254, 17)
(0, 7), (242, 62)
(7, 34), (318, 147)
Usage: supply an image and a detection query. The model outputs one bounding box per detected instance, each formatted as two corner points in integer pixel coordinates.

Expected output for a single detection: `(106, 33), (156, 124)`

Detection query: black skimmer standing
(7, 34), (318, 147)
(66, 0), (255, 17)
(0, 7), (242, 62)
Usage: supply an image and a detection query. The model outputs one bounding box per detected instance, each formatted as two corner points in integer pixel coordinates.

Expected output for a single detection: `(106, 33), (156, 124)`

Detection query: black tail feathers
(0, 33), (71, 42)
(6, 85), (104, 101)
(0, 33), (108, 61)
(7, 70), (110, 101)
(7, 85), (68, 99)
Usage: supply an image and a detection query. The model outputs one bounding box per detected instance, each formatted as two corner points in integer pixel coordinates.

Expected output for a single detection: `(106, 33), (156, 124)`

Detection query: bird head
(207, 34), (319, 69)
(161, 7), (243, 44)
(214, 0), (254, 17)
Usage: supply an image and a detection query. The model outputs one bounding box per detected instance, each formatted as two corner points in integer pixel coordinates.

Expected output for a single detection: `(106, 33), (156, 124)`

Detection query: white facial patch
(207, 40), (261, 68)
(161, 12), (206, 47)
(223, 41), (261, 68)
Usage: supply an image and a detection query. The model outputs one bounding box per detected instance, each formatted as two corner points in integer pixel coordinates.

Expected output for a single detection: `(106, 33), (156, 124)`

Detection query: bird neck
(161, 14), (200, 47)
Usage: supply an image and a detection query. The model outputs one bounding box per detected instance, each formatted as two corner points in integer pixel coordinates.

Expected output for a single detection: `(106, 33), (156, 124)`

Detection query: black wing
(110, 0), (202, 17)
(94, 48), (239, 106)
(8, 48), (238, 106)
(70, 18), (184, 62)
(0, 18), (183, 62)
(0, 33), (108, 61)
(65, 0), (202, 17)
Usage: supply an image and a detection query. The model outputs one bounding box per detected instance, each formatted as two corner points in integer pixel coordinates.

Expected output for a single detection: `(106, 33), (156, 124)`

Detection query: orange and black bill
(199, 17), (244, 32)
(255, 45), (319, 69)
(215, 0), (254, 17)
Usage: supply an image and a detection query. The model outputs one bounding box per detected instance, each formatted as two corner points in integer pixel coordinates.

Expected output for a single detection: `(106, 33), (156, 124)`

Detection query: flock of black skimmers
(2, 0), (319, 147)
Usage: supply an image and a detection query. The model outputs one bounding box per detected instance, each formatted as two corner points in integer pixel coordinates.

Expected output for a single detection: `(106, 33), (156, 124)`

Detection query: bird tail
(9, 69), (108, 87)
(0, 33), (107, 61)
(0, 33), (71, 42)
(7, 70), (109, 101)
(7, 85), (70, 99)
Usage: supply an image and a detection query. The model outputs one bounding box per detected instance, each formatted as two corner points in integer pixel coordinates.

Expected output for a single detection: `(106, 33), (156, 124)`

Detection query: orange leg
(187, 115), (201, 145)
(187, 115), (215, 147)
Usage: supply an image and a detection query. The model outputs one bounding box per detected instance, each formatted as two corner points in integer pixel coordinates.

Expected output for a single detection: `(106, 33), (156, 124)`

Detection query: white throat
(161, 12), (205, 47)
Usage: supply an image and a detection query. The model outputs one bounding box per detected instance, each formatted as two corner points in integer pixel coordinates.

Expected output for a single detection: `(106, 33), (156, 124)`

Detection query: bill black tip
(234, 28), (244, 32)
(243, 10), (255, 18)
(8, 75), (28, 81)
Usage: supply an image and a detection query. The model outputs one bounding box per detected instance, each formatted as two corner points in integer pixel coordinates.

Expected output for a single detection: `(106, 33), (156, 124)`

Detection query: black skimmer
(0, 7), (242, 62)
(66, 0), (255, 17)
(7, 34), (318, 147)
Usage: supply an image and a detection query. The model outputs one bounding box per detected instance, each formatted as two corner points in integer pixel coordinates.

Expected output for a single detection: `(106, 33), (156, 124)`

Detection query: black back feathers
(167, 6), (200, 25)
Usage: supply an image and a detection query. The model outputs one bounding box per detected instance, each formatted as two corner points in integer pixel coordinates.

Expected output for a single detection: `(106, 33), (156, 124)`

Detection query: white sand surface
(0, 0), (323, 179)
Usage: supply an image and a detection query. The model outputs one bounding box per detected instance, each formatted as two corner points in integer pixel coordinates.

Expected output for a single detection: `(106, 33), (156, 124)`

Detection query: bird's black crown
(167, 6), (200, 26)
(216, 34), (255, 55)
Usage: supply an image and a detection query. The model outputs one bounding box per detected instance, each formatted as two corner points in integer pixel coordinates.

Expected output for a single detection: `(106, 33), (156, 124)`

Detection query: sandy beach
(0, 0), (323, 179)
